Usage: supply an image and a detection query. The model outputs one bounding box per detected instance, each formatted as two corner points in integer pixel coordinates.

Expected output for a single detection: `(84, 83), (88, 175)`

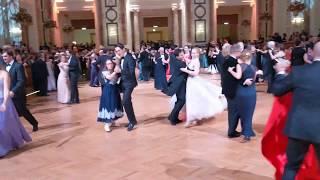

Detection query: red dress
(261, 93), (320, 180)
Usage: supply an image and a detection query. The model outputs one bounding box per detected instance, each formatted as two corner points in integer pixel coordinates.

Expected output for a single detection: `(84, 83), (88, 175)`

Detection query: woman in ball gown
(0, 65), (32, 157)
(228, 49), (257, 143)
(97, 59), (123, 132)
(57, 52), (71, 104)
(46, 58), (57, 91)
(179, 47), (227, 127)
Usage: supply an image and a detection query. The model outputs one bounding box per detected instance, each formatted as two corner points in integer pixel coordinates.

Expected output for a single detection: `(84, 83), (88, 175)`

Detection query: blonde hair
(239, 49), (252, 63)
(222, 44), (231, 57)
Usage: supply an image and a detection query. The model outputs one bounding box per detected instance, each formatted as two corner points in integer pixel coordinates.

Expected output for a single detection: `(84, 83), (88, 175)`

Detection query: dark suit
(166, 58), (188, 124)
(8, 61), (38, 127)
(69, 55), (81, 103)
(291, 47), (306, 66)
(121, 53), (138, 124)
(221, 56), (241, 136)
(31, 59), (49, 96)
(272, 61), (320, 180)
(139, 51), (152, 81)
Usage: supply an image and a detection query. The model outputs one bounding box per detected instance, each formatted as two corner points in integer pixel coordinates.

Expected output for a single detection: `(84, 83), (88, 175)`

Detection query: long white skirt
(170, 76), (227, 122)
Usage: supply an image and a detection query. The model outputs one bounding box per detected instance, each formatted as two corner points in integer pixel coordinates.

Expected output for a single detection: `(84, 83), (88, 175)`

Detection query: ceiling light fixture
(82, 27), (87, 30)
(216, 1), (225, 4)
(153, 25), (158, 28)
(83, 5), (94, 9)
(55, 0), (64, 2)
(85, 0), (94, 1)
(224, 22), (229, 25)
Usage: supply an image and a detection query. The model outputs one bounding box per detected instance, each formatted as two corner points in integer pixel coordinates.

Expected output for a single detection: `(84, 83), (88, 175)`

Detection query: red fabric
(261, 93), (320, 180)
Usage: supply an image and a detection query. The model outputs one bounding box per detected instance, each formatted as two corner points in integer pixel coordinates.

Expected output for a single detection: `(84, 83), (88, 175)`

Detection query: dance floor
(0, 74), (275, 180)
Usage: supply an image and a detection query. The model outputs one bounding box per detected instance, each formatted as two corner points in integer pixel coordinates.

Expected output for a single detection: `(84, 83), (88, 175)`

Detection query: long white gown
(46, 60), (56, 91)
(171, 58), (227, 123)
(57, 63), (71, 103)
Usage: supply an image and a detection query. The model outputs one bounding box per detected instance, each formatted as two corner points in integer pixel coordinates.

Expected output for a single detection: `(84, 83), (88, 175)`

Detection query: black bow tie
(6, 63), (11, 67)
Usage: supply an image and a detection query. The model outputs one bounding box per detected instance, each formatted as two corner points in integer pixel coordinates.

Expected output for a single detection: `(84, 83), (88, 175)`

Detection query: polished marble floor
(0, 74), (275, 180)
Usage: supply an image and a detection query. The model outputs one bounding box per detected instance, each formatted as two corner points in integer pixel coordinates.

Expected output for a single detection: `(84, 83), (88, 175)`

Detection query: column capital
(172, 3), (179, 11)
(130, 5), (140, 12)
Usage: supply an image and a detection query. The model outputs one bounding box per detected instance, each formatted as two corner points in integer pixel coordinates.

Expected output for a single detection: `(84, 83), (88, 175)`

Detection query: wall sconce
(291, 16), (304, 24)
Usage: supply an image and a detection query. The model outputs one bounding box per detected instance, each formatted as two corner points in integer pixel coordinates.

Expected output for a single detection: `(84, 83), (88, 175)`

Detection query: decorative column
(310, 0), (320, 36)
(180, 0), (188, 45)
(250, 0), (258, 41)
(20, 0), (41, 50)
(93, 0), (102, 48)
(133, 8), (140, 52)
(211, 0), (218, 41)
(172, 5), (180, 46)
(125, 0), (133, 50)
(52, 1), (62, 47)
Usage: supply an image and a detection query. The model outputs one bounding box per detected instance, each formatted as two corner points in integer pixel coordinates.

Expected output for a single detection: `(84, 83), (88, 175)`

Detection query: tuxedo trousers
(122, 86), (137, 124)
(283, 138), (320, 180)
(12, 98), (38, 127)
(227, 97), (241, 136)
(168, 83), (186, 123)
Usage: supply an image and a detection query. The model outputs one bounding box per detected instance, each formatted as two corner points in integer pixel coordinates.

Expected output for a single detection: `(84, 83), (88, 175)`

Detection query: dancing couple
(97, 44), (138, 132)
(164, 47), (226, 127)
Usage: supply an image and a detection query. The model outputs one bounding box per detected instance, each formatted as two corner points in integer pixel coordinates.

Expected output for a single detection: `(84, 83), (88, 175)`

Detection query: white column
(172, 7), (180, 46)
(93, 0), (102, 48)
(250, 0), (258, 41)
(52, 2), (62, 47)
(20, 0), (41, 51)
(310, 0), (320, 36)
(180, 0), (187, 45)
(125, 0), (133, 49)
(212, 0), (218, 41)
(133, 9), (140, 52)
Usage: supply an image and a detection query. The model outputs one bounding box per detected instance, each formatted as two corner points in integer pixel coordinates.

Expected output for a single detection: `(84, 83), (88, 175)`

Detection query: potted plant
(62, 25), (74, 33)
(287, 1), (305, 16)
(241, 20), (251, 27)
(43, 20), (57, 29)
(259, 12), (272, 21)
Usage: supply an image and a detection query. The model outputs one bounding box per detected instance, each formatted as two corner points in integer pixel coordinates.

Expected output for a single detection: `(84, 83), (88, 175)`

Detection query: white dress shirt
(6, 60), (14, 72)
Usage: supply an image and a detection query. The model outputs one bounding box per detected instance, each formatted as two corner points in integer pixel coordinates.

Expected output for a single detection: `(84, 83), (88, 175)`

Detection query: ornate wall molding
(192, 0), (210, 43)
(103, 0), (122, 46)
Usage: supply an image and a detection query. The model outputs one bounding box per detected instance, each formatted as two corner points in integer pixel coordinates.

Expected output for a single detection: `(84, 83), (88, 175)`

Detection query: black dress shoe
(228, 131), (241, 138)
(33, 125), (39, 132)
(127, 123), (137, 131)
(170, 119), (183, 126)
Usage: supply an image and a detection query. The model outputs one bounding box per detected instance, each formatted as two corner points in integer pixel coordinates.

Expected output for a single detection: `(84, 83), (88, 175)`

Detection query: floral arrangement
(241, 20), (251, 27)
(287, 1), (305, 16)
(11, 8), (32, 25)
(259, 12), (272, 21)
(43, 20), (57, 28)
(62, 25), (74, 33)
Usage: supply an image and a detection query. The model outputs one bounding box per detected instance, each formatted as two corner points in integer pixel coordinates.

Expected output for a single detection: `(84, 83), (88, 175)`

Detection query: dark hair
(102, 48), (108, 54)
(174, 49), (183, 57)
(115, 43), (124, 49)
(295, 40), (301, 46)
(3, 50), (14, 57)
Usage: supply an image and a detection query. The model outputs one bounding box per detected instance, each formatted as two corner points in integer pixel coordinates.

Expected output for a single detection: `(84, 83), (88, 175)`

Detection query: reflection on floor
(0, 74), (274, 180)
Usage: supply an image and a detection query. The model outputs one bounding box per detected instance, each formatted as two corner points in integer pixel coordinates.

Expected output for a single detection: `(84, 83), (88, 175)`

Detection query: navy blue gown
(154, 57), (167, 90)
(97, 72), (123, 123)
(236, 64), (256, 137)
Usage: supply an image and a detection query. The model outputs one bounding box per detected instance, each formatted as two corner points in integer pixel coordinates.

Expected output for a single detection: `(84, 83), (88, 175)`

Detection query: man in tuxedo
(114, 44), (138, 131)
(272, 42), (320, 180)
(164, 49), (188, 126)
(68, 49), (81, 104)
(291, 40), (306, 66)
(2, 50), (39, 131)
(31, 51), (49, 96)
(221, 44), (242, 138)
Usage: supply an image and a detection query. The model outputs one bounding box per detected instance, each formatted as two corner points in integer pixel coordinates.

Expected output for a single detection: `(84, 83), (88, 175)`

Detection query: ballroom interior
(1, 0), (320, 180)
(1, 0), (319, 51)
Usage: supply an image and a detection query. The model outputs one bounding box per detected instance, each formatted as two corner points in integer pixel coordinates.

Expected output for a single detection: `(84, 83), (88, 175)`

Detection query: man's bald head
(314, 42), (320, 58)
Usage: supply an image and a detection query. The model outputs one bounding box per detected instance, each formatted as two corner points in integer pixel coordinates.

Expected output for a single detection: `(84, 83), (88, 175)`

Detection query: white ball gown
(46, 60), (57, 91)
(171, 58), (227, 123)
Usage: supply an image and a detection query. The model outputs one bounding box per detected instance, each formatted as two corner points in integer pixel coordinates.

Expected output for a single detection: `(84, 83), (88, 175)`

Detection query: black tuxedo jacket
(272, 61), (320, 143)
(8, 61), (27, 100)
(166, 58), (187, 96)
(69, 55), (81, 80)
(221, 56), (238, 99)
(31, 59), (48, 80)
(121, 53), (137, 88)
